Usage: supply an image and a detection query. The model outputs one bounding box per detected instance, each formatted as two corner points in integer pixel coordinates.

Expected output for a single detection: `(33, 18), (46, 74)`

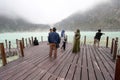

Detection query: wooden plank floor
(0, 42), (115, 80)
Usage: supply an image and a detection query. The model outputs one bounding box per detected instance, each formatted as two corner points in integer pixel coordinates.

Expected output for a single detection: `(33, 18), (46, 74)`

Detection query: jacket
(48, 32), (60, 44)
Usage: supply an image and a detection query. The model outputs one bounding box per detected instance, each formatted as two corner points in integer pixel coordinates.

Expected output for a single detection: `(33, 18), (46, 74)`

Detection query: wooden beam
(0, 43), (7, 66)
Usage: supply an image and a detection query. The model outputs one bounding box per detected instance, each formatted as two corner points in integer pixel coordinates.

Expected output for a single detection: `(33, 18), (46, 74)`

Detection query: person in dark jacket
(33, 37), (39, 46)
(94, 29), (105, 47)
(47, 28), (53, 45)
(48, 27), (60, 58)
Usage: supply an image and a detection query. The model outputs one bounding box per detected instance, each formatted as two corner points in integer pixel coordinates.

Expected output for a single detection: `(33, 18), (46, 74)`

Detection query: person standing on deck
(61, 30), (67, 51)
(48, 27), (60, 58)
(94, 29), (105, 47)
(49, 28), (53, 33)
(72, 29), (81, 53)
(47, 28), (53, 45)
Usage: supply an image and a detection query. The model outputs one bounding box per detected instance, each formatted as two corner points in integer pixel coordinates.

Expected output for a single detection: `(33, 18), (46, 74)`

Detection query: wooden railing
(0, 37), (31, 66)
(110, 37), (119, 60)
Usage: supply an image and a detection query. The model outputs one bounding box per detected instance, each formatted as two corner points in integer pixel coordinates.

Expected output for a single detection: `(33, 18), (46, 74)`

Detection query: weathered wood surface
(0, 42), (115, 80)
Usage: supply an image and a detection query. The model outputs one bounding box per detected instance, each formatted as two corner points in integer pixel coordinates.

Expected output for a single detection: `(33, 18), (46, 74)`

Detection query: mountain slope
(0, 15), (49, 32)
(55, 0), (120, 31)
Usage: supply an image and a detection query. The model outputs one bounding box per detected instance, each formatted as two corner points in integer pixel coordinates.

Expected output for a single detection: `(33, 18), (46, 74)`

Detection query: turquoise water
(0, 31), (120, 48)
(0, 31), (120, 66)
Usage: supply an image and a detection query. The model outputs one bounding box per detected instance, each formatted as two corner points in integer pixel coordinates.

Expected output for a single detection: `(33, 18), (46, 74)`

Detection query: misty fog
(0, 0), (120, 32)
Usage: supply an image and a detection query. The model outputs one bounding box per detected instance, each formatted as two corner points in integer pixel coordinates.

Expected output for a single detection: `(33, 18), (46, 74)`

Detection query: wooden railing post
(0, 43), (7, 66)
(5, 39), (8, 48)
(113, 37), (118, 60)
(22, 38), (25, 48)
(111, 38), (115, 54)
(114, 55), (120, 80)
(19, 40), (24, 57)
(84, 36), (86, 45)
(106, 36), (109, 48)
(16, 39), (18, 48)
(31, 36), (33, 44)
(41, 36), (43, 42)
(28, 38), (31, 45)
(9, 41), (11, 52)
(25, 38), (27, 47)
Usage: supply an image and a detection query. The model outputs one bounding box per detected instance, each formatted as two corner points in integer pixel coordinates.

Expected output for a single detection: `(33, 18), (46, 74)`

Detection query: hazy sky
(0, 0), (110, 24)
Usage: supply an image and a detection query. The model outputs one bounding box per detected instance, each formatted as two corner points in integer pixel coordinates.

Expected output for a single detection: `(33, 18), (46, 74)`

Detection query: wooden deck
(0, 42), (115, 80)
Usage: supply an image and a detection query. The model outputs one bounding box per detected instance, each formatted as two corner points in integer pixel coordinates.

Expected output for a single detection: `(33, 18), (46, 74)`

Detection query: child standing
(94, 29), (105, 47)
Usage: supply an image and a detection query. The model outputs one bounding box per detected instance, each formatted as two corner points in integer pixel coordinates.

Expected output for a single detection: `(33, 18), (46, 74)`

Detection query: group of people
(33, 27), (104, 59)
(48, 27), (68, 58)
(47, 28), (104, 58)
(47, 27), (81, 58)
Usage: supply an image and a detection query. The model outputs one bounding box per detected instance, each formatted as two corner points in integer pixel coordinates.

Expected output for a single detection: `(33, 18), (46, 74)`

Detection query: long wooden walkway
(0, 42), (115, 80)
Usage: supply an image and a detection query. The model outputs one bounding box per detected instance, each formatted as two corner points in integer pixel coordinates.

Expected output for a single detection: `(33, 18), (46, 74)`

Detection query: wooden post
(31, 36), (33, 44)
(111, 38), (115, 54)
(9, 41), (11, 52)
(84, 36), (86, 45)
(106, 36), (109, 48)
(41, 36), (43, 42)
(25, 38), (27, 47)
(22, 38), (25, 48)
(113, 37), (118, 60)
(19, 40), (24, 57)
(16, 39), (18, 48)
(5, 40), (8, 48)
(28, 38), (31, 45)
(114, 55), (120, 80)
(0, 43), (7, 66)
